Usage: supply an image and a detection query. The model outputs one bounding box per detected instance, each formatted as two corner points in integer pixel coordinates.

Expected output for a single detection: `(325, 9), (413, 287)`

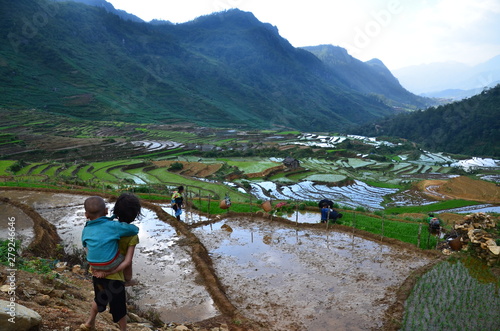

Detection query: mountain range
(393, 56), (500, 99)
(0, 0), (435, 132)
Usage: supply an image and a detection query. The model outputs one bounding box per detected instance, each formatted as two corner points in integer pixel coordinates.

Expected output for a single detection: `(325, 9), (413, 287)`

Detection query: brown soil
(0, 264), (240, 331)
(152, 161), (223, 178)
(419, 176), (500, 203)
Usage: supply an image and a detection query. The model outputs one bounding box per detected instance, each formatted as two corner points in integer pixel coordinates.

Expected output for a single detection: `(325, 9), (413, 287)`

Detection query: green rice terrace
(1, 109), (499, 330)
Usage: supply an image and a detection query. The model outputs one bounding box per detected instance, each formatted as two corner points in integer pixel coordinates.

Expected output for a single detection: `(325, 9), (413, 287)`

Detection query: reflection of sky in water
(192, 218), (425, 330)
(127, 208), (217, 323)
(159, 204), (211, 224)
(438, 204), (500, 214)
(3, 190), (434, 329)
(0, 203), (34, 248)
(194, 220), (392, 280)
(250, 180), (397, 210)
(136, 209), (178, 249)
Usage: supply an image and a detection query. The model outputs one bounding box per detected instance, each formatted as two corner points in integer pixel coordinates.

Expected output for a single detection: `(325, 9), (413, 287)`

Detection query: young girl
(93, 192), (142, 286)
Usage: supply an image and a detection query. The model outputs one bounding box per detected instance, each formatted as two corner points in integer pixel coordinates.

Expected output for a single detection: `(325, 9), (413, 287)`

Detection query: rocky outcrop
(0, 299), (42, 331)
(454, 212), (499, 266)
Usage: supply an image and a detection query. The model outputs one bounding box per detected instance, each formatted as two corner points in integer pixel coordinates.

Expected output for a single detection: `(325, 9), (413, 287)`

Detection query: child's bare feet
(124, 279), (140, 287)
(79, 323), (96, 331)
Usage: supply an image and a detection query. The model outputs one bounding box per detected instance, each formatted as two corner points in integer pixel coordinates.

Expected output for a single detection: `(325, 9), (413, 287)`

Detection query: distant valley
(393, 55), (500, 100)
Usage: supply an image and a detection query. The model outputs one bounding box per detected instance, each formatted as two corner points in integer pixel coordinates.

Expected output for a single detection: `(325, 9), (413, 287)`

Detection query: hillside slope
(0, 0), (430, 131)
(353, 84), (500, 157)
(303, 45), (430, 109)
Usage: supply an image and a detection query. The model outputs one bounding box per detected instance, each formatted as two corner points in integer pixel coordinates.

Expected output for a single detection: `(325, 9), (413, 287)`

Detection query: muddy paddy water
(1, 190), (434, 330)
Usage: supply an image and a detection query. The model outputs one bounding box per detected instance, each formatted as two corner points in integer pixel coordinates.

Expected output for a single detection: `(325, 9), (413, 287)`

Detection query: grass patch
(384, 200), (482, 214)
(364, 180), (404, 189)
(340, 212), (438, 249)
(191, 199), (256, 214)
(225, 159), (279, 174)
(0, 160), (16, 175)
(77, 165), (95, 181)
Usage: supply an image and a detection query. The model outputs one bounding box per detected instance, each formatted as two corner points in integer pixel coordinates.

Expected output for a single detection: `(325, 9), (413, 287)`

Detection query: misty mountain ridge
(393, 55), (500, 98)
(1, 0), (434, 132)
(303, 45), (427, 108)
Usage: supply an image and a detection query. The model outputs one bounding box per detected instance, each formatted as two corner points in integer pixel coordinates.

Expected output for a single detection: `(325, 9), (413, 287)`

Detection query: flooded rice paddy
(1, 190), (437, 330)
(250, 180), (398, 210)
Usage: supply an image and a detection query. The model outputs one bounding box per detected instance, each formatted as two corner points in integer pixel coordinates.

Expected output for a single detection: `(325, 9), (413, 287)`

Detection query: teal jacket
(81, 216), (139, 264)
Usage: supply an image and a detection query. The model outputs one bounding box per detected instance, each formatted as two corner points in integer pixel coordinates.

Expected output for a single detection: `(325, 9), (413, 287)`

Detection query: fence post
(326, 208), (330, 230)
(295, 200), (298, 226)
(208, 195), (211, 217)
(426, 227), (431, 249)
(417, 223), (422, 249)
(381, 218), (385, 241)
(353, 211), (356, 234)
(185, 185), (188, 209)
(250, 196), (253, 219)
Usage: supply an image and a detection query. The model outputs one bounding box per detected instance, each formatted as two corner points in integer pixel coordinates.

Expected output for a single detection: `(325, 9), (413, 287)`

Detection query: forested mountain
(354, 85), (500, 157)
(51, 0), (145, 22)
(303, 45), (429, 109)
(0, 0), (434, 131)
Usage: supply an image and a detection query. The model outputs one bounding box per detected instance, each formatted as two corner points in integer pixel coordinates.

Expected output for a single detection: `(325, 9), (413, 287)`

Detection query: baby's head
(84, 196), (108, 221)
(113, 192), (142, 223)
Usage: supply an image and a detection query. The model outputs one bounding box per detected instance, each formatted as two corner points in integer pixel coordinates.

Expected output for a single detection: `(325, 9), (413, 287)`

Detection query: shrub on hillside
(168, 162), (184, 171)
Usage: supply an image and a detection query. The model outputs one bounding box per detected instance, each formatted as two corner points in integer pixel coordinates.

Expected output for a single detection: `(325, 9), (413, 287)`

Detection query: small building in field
(283, 156), (300, 169)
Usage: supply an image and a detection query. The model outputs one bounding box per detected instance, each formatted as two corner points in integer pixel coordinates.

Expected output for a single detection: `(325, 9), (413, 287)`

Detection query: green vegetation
(338, 212), (439, 249)
(0, 1), (434, 133)
(402, 257), (500, 330)
(0, 160), (16, 175)
(0, 240), (53, 274)
(356, 85), (500, 157)
(191, 199), (256, 214)
(224, 159), (280, 174)
(384, 200), (482, 215)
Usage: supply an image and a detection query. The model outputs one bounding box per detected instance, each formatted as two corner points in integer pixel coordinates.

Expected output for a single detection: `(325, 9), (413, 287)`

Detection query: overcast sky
(106, 0), (500, 70)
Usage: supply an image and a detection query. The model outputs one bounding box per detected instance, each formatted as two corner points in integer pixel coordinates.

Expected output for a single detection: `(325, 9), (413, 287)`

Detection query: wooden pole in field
(381, 218), (385, 241)
(417, 223), (422, 249)
(207, 195), (211, 217)
(326, 208), (330, 230)
(295, 200), (298, 226)
(426, 227), (431, 249)
(353, 211), (356, 235)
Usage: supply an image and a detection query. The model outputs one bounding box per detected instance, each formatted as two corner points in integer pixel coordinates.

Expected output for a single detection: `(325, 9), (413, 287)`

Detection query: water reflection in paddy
(1, 191), (217, 323)
(2, 190), (434, 329)
(0, 202), (34, 247)
(128, 209), (216, 323)
(193, 218), (431, 330)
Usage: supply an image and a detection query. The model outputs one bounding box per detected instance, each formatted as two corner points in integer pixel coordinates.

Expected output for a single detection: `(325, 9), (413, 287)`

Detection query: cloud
(106, 0), (500, 69)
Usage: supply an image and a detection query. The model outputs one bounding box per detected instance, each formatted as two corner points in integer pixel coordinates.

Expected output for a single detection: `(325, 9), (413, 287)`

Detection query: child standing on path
(80, 196), (139, 331)
(171, 185), (184, 221)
